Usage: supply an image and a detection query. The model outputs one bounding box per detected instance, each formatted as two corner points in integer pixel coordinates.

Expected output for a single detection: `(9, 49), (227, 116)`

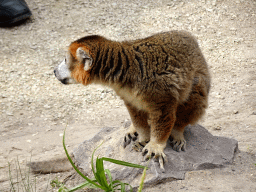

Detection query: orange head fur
(71, 63), (92, 85)
(68, 42), (93, 86)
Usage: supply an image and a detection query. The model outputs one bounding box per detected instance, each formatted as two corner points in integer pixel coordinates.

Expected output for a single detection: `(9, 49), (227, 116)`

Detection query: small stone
(214, 126), (222, 130)
(215, 95), (225, 99)
(44, 104), (51, 109)
(26, 140), (31, 143)
(28, 123), (33, 126)
(233, 110), (239, 114)
(252, 112), (256, 115)
(6, 112), (13, 116)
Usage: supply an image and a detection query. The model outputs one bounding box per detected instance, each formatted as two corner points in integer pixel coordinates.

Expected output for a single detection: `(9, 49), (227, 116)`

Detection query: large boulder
(73, 121), (238, 189)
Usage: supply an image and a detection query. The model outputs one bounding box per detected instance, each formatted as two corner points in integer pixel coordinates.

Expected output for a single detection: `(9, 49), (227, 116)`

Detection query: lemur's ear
(76, 47), (93, 71)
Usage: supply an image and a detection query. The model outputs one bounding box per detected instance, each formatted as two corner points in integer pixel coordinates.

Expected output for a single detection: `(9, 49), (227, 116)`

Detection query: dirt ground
(0, 0), (255, 191)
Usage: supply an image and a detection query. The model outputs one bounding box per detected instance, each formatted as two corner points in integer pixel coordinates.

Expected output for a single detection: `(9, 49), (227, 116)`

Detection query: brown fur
(62, 31), (210, 166)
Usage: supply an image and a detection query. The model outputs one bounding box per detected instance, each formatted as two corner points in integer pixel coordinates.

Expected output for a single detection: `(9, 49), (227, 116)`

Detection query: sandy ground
(0, 0), (255, 191)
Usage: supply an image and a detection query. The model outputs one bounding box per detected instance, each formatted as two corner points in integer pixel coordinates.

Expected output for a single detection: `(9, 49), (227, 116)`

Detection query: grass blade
(120, 182), (126, 192)
(63, 126), (104, 190)
(124, 183), (133, 192)
(102, 157), (146, 169)
(8, 163), (16, 192)
(104, 169), (113, 189)
(112, 181), (132, 192)
(68, 180), (98, 192)
(138, 157), (150, 192)
(14, 160), (19, 192)
(17, 157), (28, 191)
(91, 142), (104, 177)
(137, 166), (147, 192)
(95, 157), (109, 190)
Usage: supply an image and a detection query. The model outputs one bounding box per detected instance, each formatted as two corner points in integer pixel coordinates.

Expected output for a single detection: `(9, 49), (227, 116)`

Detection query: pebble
(6, 112), (13, 116)
(44, 105), (51, 109)
(215, 95), (225, 99)
(214, 126), (222, 131)
(233, 110), (239, 114)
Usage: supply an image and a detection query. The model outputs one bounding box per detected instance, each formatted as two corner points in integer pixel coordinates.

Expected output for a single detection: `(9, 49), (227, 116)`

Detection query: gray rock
(73, 122), (238, 189)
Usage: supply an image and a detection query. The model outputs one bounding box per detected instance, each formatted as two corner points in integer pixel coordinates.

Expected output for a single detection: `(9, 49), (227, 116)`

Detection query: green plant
(51, 177), (68, 191)
(62, 127), (148, 192)
(8, 156), (41, 192)
(137, 164), (148, 192)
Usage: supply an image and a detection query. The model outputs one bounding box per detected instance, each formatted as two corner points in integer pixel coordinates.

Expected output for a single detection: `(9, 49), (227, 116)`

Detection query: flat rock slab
(73, 122), (238, 188)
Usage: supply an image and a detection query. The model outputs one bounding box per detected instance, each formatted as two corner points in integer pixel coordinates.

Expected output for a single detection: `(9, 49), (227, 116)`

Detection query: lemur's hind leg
(142, 103), (178, 171)
(171, 84), (208, 152)
(123, 102), (150, 150)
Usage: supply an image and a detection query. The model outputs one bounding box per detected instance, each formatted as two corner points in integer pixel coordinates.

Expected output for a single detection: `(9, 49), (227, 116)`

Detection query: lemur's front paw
(142, 141), (167, 172)
(170, 129), (186, 152)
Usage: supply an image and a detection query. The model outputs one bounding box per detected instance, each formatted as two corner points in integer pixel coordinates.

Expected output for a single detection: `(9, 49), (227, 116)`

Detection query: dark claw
(139, 142), (145, 147)
(151, 153), (155, 157)
(123, 136), (131, 148)
(142, 149), (148, 156)
(161, 155), (165, 163)
(123, 132), (139, 149)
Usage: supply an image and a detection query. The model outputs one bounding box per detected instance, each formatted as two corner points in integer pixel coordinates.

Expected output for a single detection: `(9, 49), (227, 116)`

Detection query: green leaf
(63, 126), (104, 190)
(137, 166), (147, 192)
(124, 183), (133, 192)
(120, 182), (126, 192)
(95, 157), (109, 190)
(68, 180), (98, 192)
(91, 142), (104, 177)
(105, 169), (113, 189)
(112, 181), (133, 192)
(102, 157), (146, 169)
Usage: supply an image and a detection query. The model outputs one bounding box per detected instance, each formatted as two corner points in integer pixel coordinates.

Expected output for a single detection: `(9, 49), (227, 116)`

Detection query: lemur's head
(54, 42), (93, 85)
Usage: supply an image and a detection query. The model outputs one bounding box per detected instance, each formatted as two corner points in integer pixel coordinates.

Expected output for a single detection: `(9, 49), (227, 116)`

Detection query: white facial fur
(54, 54), (77, 84)
(57, 59), (71, 79)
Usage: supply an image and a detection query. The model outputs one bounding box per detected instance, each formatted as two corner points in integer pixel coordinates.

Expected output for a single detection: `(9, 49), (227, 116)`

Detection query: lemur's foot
(123, 124), (138, 148)
(170, 129), (186, 152)
(132, 141), (148, 152)
(142, 141), (167, 172)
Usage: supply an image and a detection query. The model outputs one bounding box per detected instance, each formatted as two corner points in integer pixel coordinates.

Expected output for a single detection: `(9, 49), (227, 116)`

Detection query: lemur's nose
(61, 78), (68, 85)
